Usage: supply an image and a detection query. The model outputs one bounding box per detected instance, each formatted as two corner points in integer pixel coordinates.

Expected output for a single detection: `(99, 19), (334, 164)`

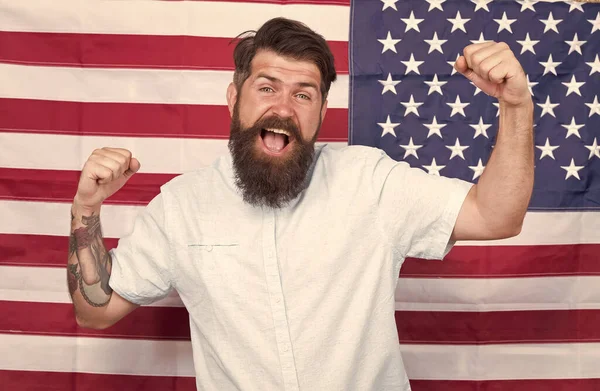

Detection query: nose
(270, 94), (294, 119)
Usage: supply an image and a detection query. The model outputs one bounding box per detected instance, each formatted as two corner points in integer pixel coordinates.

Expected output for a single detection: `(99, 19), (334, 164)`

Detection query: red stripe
(3, 231), (600, 277)
(0, 372), (598, 391)
(396, 309), (600, 344)
(0, 168), (174, 205)
(0, 301), (190, 340)
(0, 32), (349, 73)
(0, 234), (118, 267)
(409, 379), (600, 391)
(0, 98), (349, 141)
(401, 244), (600, 277)
(0, 370), (196, 391)
(5, 300), (600, 345)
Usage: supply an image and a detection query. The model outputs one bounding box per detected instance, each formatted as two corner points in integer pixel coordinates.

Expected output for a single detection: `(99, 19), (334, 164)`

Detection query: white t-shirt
(109, 144), (473, 391)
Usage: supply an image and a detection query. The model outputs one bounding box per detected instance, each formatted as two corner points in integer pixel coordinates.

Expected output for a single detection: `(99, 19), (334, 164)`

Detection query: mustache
(248, 116), (302, 141)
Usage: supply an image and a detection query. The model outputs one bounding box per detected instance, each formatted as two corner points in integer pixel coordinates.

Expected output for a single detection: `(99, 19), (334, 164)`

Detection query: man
(68, 17), (533, 391)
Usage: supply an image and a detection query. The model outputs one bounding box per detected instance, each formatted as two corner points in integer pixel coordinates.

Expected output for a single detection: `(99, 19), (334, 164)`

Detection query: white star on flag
(401, 53), (424, 74)
(517, 33), (539, 54)
(447, 95), (469, 117)
(424, 32), (447, 54)
(378, 73), (401, 95)
(584, 138), (600, 160)
(447, 138), (469, 160)
(378, 31), (401, 53)
(424, 116), (447, 138)
(562, 75), (585, 97)
(586, 55), (600, 76)
(377, 115), (400, 138)
(423, 158), (446, 175)
(401, 11), (424, 33)
(586, 96), (600, 117)
(469, 159), (486, 180)
(560, 159), (584, 180)
(493, 102), (500, 117)
(470, 81), (482, 95)
(381, 0), (398, 11)
(537, 96), (559, 117)
(424, 74), (447, 95)
(562, 117), (584, 138)
(472, 0), (493, 12)
(470, 117), (492, 139)
(527, 74), (538, 95)
(517, 0), (538, 12)
(448, 11), (470, 33)
(540, 12), (562, 33)
(565, 33), (586, 55)
(470, 32), (490, 44)
(539, 54), (561, 76)
(447, 53), (460, 75)
(536, 138), (559, 160)
(400, 137), (423, 159)
(567, 1), (584, 12)
(401, 94), (424, 116)
(494, 12), (517, 33)
(426, 0), (446, 12)
(589, 12), (600, 34)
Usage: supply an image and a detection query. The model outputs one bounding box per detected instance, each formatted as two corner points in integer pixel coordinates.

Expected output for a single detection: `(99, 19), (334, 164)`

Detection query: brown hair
(232, 17), (337, 102)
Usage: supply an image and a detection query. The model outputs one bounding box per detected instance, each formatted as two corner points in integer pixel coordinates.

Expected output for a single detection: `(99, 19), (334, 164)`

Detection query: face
(226, 50), (328, 208)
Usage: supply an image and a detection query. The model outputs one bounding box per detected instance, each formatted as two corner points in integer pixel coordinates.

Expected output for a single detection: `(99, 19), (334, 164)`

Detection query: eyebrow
(255, 72), (319, 92)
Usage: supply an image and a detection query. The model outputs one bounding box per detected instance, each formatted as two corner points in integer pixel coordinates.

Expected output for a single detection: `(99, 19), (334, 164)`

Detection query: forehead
(248, 50), (322, 88)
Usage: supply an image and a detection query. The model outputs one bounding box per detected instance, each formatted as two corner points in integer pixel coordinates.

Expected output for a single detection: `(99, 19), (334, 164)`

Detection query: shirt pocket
(174, 239), (244, 310)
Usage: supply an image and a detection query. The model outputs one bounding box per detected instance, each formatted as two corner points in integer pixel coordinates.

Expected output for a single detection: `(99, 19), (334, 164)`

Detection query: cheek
(301, 112), (322, 138)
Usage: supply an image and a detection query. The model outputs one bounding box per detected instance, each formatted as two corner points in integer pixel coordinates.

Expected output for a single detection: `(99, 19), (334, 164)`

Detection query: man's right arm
(68, 147), (141, 329)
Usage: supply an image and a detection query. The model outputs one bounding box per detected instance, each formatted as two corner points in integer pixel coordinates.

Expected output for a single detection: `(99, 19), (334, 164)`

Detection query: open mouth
(260, 128), (292, 154)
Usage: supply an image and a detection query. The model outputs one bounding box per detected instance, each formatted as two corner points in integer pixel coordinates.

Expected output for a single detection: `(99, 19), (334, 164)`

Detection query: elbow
(491, 220), (524, 240)
(75, 314), (113, 330)
(505, 222), (523, 238)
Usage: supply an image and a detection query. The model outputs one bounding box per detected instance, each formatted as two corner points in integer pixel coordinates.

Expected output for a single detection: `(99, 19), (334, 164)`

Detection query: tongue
(263, 131), (286, 152)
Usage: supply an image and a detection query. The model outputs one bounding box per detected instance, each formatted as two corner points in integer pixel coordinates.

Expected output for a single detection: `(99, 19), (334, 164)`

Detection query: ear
(226, 83), (238, 117)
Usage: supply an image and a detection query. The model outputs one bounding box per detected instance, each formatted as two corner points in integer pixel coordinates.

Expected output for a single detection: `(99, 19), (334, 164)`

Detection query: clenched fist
(455, 42), (531, 107)
(74, 147), (140, 209)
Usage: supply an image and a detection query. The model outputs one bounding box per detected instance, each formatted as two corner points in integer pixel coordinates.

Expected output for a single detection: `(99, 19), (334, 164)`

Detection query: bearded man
(68, 17), (534, 391)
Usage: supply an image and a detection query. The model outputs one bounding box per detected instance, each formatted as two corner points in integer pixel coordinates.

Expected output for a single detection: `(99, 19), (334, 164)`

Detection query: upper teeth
(267, 128), (291, 137)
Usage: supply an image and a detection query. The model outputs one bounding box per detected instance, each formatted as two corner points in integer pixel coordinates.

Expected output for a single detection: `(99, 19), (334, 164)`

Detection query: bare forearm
(68, 202), (113, 324)
(475, 100), (534, 236)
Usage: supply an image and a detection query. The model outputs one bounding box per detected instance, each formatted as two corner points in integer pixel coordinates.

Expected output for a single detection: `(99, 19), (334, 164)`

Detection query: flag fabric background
(1, 0), (599, 390)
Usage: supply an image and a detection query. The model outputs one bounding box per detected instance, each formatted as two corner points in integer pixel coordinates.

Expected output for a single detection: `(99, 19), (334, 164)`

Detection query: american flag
(349, 0), (600, 389)
(0, 0), (599, 390)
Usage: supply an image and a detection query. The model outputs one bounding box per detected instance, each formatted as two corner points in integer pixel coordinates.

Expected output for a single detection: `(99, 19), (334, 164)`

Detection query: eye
(259, 87), (274, 93)
(296, 93), (310, 100)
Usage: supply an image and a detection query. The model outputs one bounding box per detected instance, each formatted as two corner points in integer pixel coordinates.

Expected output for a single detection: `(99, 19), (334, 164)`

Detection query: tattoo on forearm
(67, 263), (79, 297)
(68, 212), (112, 307)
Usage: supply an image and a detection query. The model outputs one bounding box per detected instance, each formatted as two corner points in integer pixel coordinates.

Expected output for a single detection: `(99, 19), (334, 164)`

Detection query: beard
(228, 105), (318, 209)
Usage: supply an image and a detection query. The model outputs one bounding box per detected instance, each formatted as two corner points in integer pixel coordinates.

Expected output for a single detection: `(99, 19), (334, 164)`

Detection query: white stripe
(0, 200), (142, 238)
(457, 209), (600, 246)
(0, 334), (194, 376)
(402, 343), (600, 380)
(0, 132), (347, 173)
(0, 64), (349, 108)
(1, 333), (598, 380)
(2, 265), (600, 312)
(1, 198), (599, 245)
(0, 0), (350, 41)
(0, 265), (184, 307)
(395, 276), (600, 312)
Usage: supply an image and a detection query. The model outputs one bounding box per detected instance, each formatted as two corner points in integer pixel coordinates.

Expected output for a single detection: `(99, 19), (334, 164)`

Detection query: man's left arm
(451, 41), (534, 241)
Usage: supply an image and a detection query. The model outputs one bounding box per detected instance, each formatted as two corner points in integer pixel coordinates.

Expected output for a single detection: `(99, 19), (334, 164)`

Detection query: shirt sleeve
(108, 192), (173, 305)
(370, 149), (474, 260)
